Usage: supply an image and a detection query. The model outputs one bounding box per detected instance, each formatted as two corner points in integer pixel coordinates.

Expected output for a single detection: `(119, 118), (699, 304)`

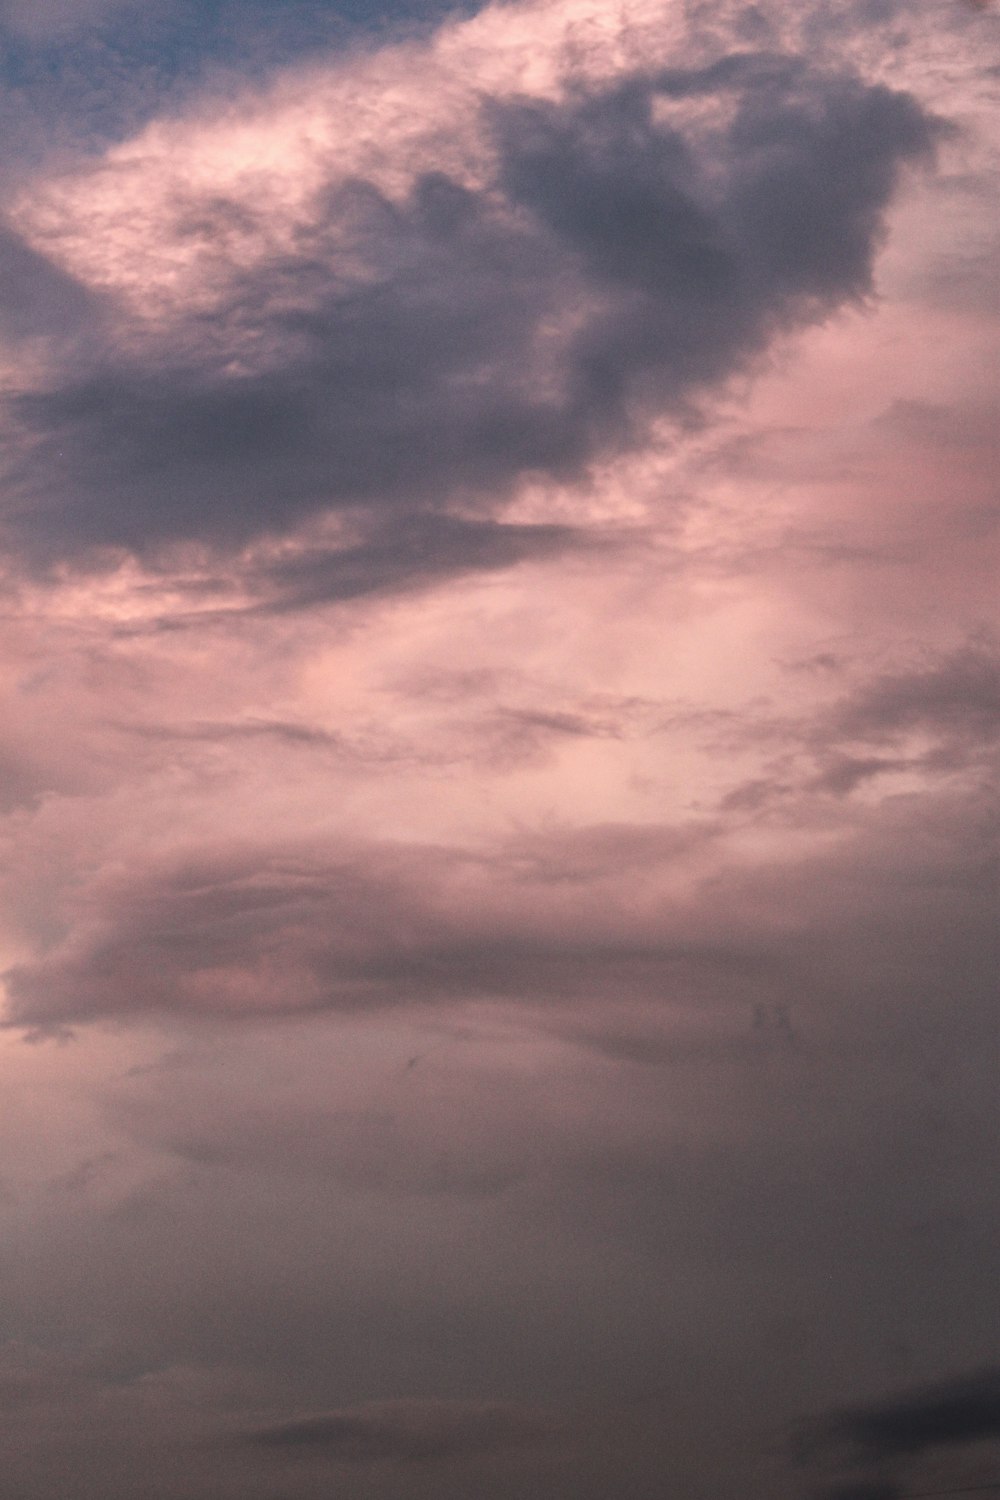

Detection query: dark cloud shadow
(717, 637), (1000, 813)
(798, 1369), (1000, 1500)
(805, 1368), (1000, 1464)
(2, 52), (942, 596)
(248, 514), (584, 611)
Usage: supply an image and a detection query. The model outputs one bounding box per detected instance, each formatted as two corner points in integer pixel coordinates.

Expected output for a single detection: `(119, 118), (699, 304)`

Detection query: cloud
(248, 514), (584, 610)
(0, 0), (140, 40)
(829, 640), (1000, 754)
(4, 763), (995, 1035)
(0, 828), (750, 1026)
(124, 1095), (533, 1198)
(0, 224), (99, 342)
(807, 1368), (1000, 1464)
(803, 638), (1000, 796)
(716, 637), (1000, 812)
(812, 1486), (902, 1500)
(2, 47), (940, 580)
(0, 3), (994, 1499)
(246, 1398), (560, 1463)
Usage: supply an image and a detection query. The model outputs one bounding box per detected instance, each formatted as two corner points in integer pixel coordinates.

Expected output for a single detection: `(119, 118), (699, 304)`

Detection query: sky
(0, 0), (997, 1496)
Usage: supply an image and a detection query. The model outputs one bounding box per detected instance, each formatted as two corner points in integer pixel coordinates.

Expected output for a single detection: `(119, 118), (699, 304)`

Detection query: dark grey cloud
(829, 641), (1000, 754)
(67, 515), (585, 632)
(2, 53), (940, 583)
(808, 1369), (1000, 1464)
(249, 514), (583, 611)
(805, 754), (909, 796)
(806, 639), (1000, 794)
(247, 1398), (560, 1462)
(718, 638), (1000, 812)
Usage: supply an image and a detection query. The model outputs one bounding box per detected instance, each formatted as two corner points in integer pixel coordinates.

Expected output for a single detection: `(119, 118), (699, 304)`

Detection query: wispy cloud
(246, 1398), (562, 1462)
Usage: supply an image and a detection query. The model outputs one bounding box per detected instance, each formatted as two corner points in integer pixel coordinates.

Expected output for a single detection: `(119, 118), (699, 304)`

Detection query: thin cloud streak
(245, 1398), (563, 1461)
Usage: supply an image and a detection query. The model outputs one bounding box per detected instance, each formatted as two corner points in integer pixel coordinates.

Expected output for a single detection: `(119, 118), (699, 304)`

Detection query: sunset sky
(0, 1), (997, 1496)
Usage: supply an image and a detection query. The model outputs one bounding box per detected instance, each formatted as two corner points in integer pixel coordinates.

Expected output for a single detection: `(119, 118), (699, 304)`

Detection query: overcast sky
(0, 1), (997, 1496)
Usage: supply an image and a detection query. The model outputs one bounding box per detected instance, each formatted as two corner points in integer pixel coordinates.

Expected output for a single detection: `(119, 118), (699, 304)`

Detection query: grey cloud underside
(799, 1367), (1000, 1500)
(85, 515), (580, 623)
(246, 1398), (559, 1462)
(0, 834), (766, 1025)
(720, 637), (1000, 809)
(807, 1368), (1000, 1462)
(4, 53), (938, 568)
(248, 514), (581, 610)
(5, 641), (995, 1028)
(5, 774), (995, 1031)
(828, 641), (1000, 752)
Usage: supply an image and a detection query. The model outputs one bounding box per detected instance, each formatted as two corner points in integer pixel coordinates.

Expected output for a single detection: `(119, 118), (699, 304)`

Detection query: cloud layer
(0, 1), (997, 1498)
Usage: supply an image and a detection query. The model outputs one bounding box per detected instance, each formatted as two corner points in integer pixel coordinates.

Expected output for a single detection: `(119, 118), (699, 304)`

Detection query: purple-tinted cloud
(0, 3), (995, 1498)
(3, 55), (939, 580)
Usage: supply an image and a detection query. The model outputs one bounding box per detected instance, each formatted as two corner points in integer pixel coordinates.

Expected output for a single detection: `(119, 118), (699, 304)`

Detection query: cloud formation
(0, 1), (996, 1498)
(2, 827), (745, 1025)
(3, 48), (938, 578)
(809, 1367), (1000, 1463)
(247, 1398), (560, 1462)
(800, 1368), (1000, 1500)
(5, 744), (995, 1033)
